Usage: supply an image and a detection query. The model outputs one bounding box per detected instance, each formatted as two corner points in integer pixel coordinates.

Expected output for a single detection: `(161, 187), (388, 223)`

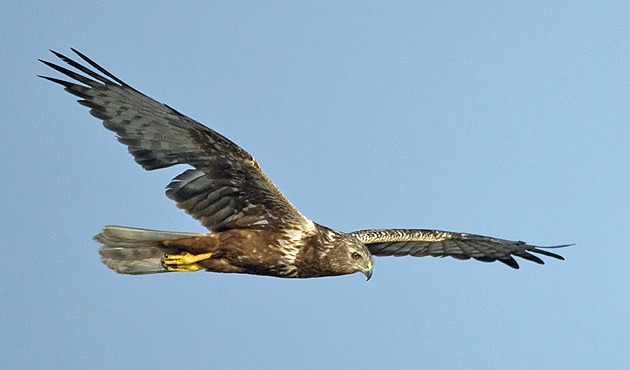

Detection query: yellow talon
(164, 252), (212, 265)
(165, 264), (203, 272)
(162, 252), (212, 272)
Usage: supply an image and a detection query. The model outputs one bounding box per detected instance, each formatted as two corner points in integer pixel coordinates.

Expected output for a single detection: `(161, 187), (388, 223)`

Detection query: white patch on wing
(277, 223), (316, 266)
(315, 228), (342, 258)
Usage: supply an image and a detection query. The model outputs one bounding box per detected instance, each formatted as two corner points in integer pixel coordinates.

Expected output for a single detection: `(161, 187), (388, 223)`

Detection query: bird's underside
(41, 49), (571, 279)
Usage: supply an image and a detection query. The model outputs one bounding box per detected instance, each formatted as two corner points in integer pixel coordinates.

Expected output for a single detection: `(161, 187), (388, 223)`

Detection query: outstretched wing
(351, 229), (570, 269)
(40, 49), (314, 233)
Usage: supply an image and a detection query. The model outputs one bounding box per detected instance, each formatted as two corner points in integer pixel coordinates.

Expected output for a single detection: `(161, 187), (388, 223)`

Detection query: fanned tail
(95, 225), (204, 275)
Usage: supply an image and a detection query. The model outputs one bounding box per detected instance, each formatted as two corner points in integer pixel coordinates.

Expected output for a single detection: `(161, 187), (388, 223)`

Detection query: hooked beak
(361, 259), (373, 281)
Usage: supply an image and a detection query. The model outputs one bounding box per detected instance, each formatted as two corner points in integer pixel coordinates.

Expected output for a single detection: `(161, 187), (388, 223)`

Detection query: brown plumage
(40, 49), (570, 280)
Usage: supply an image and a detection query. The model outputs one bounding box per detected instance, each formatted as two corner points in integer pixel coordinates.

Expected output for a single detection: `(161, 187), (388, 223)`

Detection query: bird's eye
(351, 252), (362, 260)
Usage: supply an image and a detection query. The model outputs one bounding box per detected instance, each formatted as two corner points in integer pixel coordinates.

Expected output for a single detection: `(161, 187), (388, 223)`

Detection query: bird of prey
(40, 49), (570, 280)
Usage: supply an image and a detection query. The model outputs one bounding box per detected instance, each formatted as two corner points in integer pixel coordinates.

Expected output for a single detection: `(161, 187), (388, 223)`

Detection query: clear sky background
(2, 2), (629, 369)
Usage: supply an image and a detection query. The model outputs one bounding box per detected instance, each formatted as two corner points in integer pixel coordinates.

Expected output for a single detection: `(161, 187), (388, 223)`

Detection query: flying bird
(40, 49), (570, 280)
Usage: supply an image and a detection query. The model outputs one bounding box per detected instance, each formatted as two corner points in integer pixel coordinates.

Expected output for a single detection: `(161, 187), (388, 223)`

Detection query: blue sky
(2, 1), (629, 369)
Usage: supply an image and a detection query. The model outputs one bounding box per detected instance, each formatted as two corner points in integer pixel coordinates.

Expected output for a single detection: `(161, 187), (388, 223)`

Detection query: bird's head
(326, 231), (373, 280)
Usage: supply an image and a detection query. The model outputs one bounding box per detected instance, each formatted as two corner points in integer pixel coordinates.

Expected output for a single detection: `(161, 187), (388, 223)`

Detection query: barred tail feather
(95, 225), (204, 275)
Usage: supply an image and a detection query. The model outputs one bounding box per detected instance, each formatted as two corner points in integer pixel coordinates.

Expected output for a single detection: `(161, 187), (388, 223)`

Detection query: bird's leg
(162, 252), (212, 272)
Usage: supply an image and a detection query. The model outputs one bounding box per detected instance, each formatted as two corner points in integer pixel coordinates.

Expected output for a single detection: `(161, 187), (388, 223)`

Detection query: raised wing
(40, 49), (314, 233)
(351, 229), (570, 269)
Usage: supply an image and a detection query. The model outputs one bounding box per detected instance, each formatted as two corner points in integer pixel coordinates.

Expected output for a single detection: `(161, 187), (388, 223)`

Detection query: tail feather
(95, 225), (205, 275)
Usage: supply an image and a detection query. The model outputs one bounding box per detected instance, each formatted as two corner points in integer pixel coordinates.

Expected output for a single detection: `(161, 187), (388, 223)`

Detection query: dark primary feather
(39, 49), (313, 233)
(351, 229), (570, 269)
